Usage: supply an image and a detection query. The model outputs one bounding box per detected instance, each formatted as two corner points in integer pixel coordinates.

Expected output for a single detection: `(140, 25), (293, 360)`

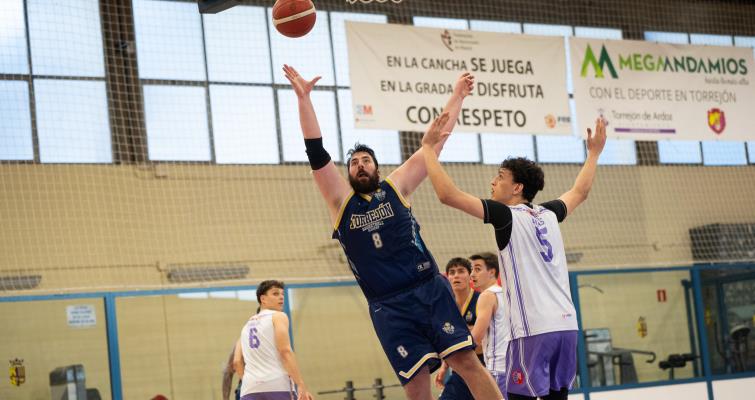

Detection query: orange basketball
(272, 0), (316, 38)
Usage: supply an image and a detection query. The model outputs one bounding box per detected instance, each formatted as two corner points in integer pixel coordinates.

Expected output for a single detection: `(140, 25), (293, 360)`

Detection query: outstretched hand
(297, 389), (314, 400)
(453, 72), (475, 98)
(586, 117), (607, 156)
(283, 64), (321, 98)
(421, 112), (451, 149)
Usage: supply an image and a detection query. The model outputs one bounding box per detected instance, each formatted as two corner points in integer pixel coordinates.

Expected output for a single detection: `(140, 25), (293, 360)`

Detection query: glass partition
(700, 265), (755, 375)
(577, 270), (699, 388)
(0, 298), (111, 400)
(288, 285), (410, 397)
(116, 289), (257, 400)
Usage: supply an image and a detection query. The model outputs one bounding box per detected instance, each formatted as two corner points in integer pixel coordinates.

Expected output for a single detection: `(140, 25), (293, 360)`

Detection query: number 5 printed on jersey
(535, 225), (554, 262)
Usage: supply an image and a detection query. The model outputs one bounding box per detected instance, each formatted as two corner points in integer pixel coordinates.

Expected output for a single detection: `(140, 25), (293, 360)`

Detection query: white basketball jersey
(498, 204), (578, 340)
(239, 309), (291, 395)
(482, 285), (509, 374)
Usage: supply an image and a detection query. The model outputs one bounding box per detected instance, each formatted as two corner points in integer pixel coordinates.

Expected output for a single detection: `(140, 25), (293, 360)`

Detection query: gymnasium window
(734, 36), (755, 164)
(133, 0), (210, 161)
(413, 16), (480, 163)
(203, 6), (273, 84)
(689, 34), (747, 166)
(278, 89), (341, 163)
(134, 2), (282, 163)
(0, 81), (33, 161)
(143, 85), (211, 162)
(204, 6), (278, 164)
(644, 31), (703, 164)
(331, 12), (400, 164)
(1, 0), (111, 163)
(210, 85), (279, 164)
(133, 0), (206, 81)
(1, 1), (33, 161)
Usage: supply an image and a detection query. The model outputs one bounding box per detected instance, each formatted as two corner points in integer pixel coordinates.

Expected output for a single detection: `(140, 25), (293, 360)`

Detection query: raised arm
(272, 312), (314, 400)
(470, 291), (497, 346)
(283, 65), (351, 225)
(387, 73), (475, 199)
(420, 113), (485, 220)
(558, 118), (607, 217)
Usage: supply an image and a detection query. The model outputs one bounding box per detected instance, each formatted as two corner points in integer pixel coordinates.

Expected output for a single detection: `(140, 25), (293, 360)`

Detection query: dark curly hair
(346, 143), (379, 170)
(445, 257), (472, 274)
(499, 157), (544, 202)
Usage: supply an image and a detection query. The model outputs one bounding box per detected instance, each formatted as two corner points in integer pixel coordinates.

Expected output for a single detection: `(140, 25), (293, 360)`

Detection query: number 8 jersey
(333, 178), (438, 301)
(240, 310), (290, 393)
(482, 199), (578, 340)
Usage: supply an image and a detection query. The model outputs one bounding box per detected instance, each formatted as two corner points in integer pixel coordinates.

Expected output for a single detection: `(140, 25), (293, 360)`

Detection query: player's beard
(349, 170), (380, 194)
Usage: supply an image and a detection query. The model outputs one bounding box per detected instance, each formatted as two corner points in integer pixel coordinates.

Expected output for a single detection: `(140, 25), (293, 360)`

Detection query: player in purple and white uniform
(420, 116), (607, 400)
(235, 280), (313, 400)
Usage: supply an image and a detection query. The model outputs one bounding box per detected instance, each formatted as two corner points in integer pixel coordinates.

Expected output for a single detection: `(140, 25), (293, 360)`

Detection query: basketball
(272, 0), (316, 38)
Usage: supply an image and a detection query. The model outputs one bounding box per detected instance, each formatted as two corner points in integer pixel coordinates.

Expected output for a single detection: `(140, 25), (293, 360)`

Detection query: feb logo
(512, 370), (524, 385)
(441, 30), (453, 51)
(544, 114), (556, 129)
(707, 108), (726, 135)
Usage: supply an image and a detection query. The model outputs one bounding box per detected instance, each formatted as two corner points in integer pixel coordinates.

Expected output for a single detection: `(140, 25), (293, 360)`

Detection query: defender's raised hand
(586, 117), (607, 156)
(283, 64), (321, 98)
(453, 72), (475, 99)
(421, 112), (451, 149)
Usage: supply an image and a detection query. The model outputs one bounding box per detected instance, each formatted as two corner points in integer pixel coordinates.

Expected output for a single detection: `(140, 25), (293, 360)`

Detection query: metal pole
(345, 380), (355, 400)
(373, 378), (384, 400)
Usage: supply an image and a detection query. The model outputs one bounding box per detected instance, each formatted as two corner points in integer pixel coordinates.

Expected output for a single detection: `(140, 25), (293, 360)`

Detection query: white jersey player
(421, 116), (607, 400)
(468, 252), (509, 394)
(232, 280), (313, 400)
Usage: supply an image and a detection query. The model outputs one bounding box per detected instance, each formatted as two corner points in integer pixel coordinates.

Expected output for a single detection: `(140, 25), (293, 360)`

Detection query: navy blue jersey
(332, 179), (439, 301)
(461, 290), (481, 328)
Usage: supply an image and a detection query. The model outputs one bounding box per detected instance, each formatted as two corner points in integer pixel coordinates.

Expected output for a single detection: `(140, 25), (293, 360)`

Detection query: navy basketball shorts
(438, 371), (475, 400)
(368, 275), (475, 385)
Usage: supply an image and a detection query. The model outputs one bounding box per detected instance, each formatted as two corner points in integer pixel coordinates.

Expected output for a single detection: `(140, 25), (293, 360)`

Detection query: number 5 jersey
(481, 199), (578, 340)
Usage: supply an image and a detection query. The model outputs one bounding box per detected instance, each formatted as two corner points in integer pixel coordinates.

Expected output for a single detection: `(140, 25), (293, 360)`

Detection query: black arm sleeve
(304, 137), (331, 170)
(482, 199), (513, 251)
(539, 199), (567, 223)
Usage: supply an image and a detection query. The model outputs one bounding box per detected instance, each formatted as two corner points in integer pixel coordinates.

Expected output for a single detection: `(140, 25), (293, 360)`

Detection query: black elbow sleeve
(304, 138), (331, 170)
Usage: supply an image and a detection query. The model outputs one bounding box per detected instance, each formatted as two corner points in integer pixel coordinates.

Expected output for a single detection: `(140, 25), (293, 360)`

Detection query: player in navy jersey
(435, 257), (484, 400)
(421, 116), (607, 400)
(283, 64), (502, 400)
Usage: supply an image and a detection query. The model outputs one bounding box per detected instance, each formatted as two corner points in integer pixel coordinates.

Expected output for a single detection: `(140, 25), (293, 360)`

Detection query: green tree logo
(580, 44), (618, 78)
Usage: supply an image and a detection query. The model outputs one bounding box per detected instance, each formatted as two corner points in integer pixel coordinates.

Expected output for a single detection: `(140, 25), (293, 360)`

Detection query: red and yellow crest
(9, 359), (25, 387)
(707, 108), (726, 135)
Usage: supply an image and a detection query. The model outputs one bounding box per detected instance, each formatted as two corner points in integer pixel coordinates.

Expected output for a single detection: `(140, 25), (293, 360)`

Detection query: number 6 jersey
(481, 199), (578, 340)
(240, 309), (290, 391)
(333, 178), (438, 302)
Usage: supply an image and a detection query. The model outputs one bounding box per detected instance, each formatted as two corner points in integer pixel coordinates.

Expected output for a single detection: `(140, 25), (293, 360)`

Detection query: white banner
(571, 38), (755, 141)
(346, 22), (571, 134)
